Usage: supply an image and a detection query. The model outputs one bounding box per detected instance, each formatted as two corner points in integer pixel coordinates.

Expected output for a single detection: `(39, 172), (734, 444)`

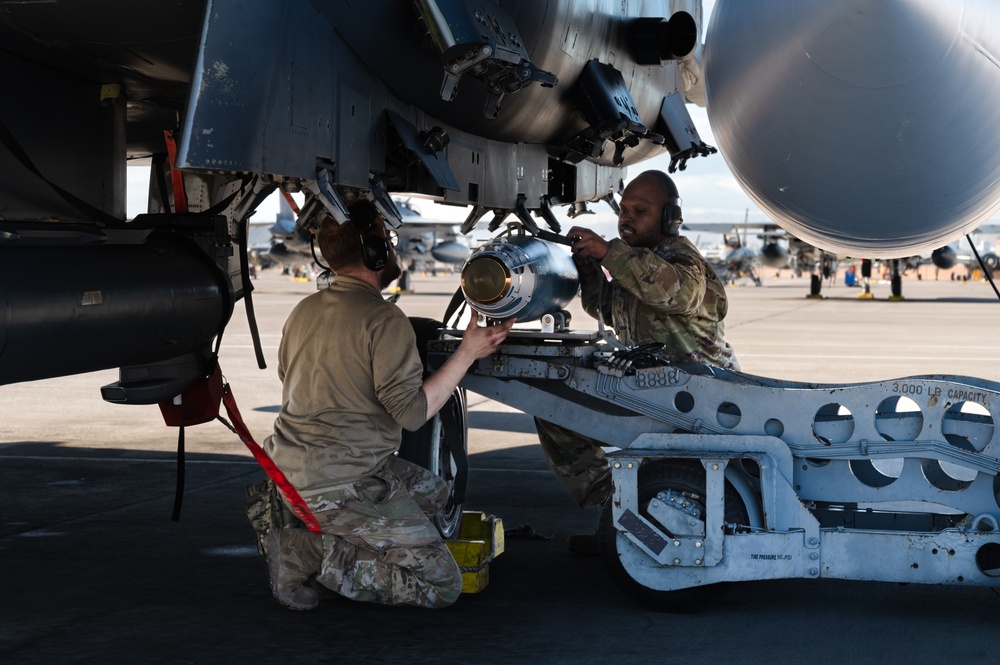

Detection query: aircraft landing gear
(807, 273), (823, 298)
(401, 317), (467, 538)
(889, 259), (904, 300)
(399, 387), (467, 538)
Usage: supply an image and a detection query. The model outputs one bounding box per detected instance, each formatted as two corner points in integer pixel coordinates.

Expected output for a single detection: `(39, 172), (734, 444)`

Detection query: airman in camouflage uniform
(252, 202), (511, 609)
(535, 171), (740, 514)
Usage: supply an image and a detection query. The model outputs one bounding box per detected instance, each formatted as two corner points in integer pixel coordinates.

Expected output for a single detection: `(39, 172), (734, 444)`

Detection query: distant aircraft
(717, 238), (762, 287)
(686, 217), (1000, 300)
(862, 225), (1000, 299)
(249, 194), (300, 271)
(924, 226), (1000, 277)
(684, 219), (839, 296)
(929, 246), (1000, 276)
(258, 193), (470, 289)
(689, 227), (763, 287)
(389, 198), (472, 274)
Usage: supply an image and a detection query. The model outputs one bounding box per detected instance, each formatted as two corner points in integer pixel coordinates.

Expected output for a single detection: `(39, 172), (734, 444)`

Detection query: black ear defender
(358, 228), (389, 271)
(350, 201), (390, 271)
(661, 200), (682, 235)
(350, 201), (392, 272)
(643, 170), (682, 236)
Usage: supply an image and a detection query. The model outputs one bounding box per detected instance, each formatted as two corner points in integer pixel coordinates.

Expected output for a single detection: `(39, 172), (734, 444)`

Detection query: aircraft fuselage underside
(429, 333), (1000, 592)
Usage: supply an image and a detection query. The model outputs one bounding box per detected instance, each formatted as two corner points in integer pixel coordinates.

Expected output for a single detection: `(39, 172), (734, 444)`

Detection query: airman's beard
(379, 255), (402, 289)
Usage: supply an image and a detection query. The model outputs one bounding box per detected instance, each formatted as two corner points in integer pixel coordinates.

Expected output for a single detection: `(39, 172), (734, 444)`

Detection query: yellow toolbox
(445, 512), (505, 593)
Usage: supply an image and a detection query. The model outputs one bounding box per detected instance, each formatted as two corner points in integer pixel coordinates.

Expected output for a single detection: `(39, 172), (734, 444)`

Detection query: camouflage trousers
(534, 417), (613, 508)
(246, 456), (461, 609)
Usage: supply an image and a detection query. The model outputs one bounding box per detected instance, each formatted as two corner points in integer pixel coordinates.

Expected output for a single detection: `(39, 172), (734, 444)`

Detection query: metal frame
(430, 334), (1000, 592)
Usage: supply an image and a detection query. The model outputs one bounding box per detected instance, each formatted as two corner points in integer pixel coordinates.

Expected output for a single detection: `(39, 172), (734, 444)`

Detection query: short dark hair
(315, 200), (382, 270)
(633, 170), (680, 204)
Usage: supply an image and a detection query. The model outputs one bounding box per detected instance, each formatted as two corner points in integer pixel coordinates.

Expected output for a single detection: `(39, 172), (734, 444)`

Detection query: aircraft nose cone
(705, 0), (1000, 258)
(760, 243), (788, 268)
(931, 246), (957, 270)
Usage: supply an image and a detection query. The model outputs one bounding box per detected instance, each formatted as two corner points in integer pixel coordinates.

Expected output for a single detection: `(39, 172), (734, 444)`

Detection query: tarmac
(3, 268), (1000, 664)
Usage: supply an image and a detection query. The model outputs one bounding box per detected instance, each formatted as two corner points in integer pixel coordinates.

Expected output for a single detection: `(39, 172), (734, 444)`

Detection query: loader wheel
(598, 462), (750, 612)
(399, 387), (467, 539)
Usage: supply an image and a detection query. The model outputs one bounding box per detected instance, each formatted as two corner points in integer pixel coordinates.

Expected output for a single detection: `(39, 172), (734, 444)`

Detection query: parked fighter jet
(3, 0), (1000, 544)
(0, 0), (714, 391)
(250, 193), (300, 271)
(684, 220), (839, 296)
(4, 0), (1000, 387)
(928, 245), (1000, 277)
(856, 224), (1000, 299)
(924, 225), (1000, 277)
(696, 232), (762, 287)
(0, 0), (717, 534)
(686, 216), (1000, 300)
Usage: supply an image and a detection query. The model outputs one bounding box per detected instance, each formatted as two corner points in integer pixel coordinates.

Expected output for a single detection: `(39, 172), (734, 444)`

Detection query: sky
(124, 0), (766, 248)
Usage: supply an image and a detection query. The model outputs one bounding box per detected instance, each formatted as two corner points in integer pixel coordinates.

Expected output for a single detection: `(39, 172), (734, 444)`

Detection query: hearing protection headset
(661, 200), (682, 235)
(350, 201), (391, 271)
(653, 171), (683, 236)
(358, 224), (389, 271)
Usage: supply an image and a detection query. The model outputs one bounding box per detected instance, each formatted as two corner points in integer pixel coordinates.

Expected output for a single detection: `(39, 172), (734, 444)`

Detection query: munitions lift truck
(430, 328), (1000, 610)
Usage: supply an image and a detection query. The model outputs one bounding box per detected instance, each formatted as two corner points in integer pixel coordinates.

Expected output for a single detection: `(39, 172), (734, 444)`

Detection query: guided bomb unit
(461, 227), (580, 332)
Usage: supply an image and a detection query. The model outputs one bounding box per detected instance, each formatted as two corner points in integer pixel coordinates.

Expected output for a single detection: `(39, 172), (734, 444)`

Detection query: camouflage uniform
(536, 234), (740, 507)
(303, 455), (461, 608)
(246, 456), (461, 609)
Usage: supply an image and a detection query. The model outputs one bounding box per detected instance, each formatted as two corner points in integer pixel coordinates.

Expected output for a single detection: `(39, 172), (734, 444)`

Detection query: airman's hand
(457, 316), (515, 361)
(567, 226), (610, 261)
(422, 316), (515, 419)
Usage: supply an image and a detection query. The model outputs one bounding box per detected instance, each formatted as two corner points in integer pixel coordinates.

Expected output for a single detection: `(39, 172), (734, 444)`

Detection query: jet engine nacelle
(705, 0), (1000, 258)
(931, 246), (957, 270)
(431, 241), (471, 264)
(460, 234), (578, 322)
(759, 243), (789, 268)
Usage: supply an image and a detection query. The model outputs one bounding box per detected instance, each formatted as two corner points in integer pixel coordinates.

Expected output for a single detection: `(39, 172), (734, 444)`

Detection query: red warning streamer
(163, 129), (189, 214)
(219, 383), (321, 533)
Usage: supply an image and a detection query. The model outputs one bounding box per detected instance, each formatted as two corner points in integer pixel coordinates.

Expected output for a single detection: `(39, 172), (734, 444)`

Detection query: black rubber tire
(598, 461), (750, 613)
(810, 273), (822, 296)
(398, 387), (467, 539)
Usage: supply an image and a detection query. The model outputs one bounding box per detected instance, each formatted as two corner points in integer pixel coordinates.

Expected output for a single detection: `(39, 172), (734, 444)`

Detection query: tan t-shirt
(263, 275), (428, 491)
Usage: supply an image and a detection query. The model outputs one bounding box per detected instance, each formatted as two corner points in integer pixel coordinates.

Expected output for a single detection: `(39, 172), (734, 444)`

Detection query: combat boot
(268, 527), (324, 611)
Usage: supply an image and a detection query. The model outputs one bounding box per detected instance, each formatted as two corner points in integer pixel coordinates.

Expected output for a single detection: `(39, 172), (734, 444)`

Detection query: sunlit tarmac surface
(3, 268), (1000, 665)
